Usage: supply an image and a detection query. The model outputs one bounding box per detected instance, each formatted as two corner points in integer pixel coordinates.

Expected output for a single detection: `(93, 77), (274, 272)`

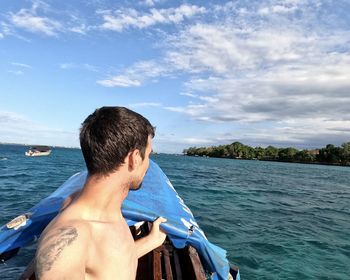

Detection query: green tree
(211, 145), (226, 157)
(294, 150), (315, 162)
(317, 144), (342, 164)
(265, 146), (279, 159)
(228, 142), (245, 158)
(278, 147), (298, 161)
(340, 142), (350, 165)
(254, 147), (265, 159)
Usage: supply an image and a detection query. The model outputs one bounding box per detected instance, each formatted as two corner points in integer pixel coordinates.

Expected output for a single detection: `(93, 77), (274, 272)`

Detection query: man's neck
(74, 170), (130, 223)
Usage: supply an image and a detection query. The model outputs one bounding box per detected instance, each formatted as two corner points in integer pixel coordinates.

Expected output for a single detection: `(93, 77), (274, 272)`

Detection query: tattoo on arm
(35, 227), (78, 279)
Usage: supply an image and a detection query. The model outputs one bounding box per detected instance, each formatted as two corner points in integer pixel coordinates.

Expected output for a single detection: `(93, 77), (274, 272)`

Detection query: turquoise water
(0, 144), (349, 279)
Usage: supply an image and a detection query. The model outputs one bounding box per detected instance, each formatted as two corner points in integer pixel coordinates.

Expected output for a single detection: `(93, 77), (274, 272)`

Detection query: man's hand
(148, 217), (167, 248)
(135, 217), (167, 258)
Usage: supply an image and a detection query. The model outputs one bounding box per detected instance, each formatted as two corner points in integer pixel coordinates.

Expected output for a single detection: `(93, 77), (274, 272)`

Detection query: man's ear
(128, 149), (140, 171)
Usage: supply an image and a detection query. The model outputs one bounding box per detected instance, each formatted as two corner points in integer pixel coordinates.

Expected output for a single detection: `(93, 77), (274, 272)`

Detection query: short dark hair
(80, 106), (154, 176)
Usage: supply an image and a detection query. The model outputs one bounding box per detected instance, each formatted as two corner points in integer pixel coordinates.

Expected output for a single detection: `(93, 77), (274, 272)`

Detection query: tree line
(183, 142), (350, 166)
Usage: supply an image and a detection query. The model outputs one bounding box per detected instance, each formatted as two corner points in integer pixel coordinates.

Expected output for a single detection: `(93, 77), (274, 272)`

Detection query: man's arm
(35, 223), (89, 280)
(135, 217), (167, 258)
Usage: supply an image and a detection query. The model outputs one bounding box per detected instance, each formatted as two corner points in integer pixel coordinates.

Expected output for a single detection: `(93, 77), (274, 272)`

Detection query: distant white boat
(25, 146), (52, 157)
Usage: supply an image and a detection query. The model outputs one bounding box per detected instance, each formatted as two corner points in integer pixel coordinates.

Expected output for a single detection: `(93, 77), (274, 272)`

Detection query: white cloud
(0, 111), (78, 147)
(4, 1), (90, 38)
(0, 111), (30, 125)
(144, 0), (155, 6)
(97, 75), (141, 87)
(105, 18), (339, 87)
(8, 61), (33, 75)
(0, 21), (15, 38)
(140, 0), (165, 7)
(9, 5), (62, 36)
(99, 4), (206, 31)
(11, 62), (32, 68)
(164, 22), (333, 75)
(258, 3), (299, 15)
(0, 20), (31, 41)
(8, 70), (24, 75)
(182, 137), (214, 145)
(82, 64), (98, 72)
(106, 0), (350, 147)
(165, 104), (208, 117)
(60, 63), (75, 69)
(241, 118), (350, 148)
(97, 60), (169, 87)
(60, 63), (99, 72)
(70, 24), (88, 34)
(129, 102), (162, 108)
(179, 54), (350, 124)
(156, 116), (350, 151)
(153, 134), (218, 153)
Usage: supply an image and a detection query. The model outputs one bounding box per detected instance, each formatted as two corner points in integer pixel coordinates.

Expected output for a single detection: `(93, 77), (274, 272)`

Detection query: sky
(0, 0), (349, 153)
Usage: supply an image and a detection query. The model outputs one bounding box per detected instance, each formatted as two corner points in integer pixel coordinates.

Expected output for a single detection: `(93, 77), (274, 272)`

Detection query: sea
(0, 144), (349, 280)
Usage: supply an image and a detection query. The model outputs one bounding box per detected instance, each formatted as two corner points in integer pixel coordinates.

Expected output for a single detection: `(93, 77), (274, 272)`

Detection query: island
(183, 142), (350, 166)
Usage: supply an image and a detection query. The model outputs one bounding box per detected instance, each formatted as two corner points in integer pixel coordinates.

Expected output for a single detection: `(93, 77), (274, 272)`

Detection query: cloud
(97, 75), (141, 87)
(7, 70), (24, 75)
(164, 21), (341, 74)
(129, 102), (162, 108)
(69, 24), (88, 35)
(97, 60), (169, 87)
(11, 62), (32, 68)
(141, 0), (165, 7)
(99, 4), (206, 32)
(59, 63), (75, 69)
(164, 104), (208, 117)
(107, 0), (350, 147)
(182, 137), (214, 145)
(0, 111), (78, 147)
(9, 2), (63, 36)
(3, 1), (90, 38)
(153, 134), (218, 153)
(0, 112), (30, 125)
(156, 117), (350, 151)
(258, 1), (301, 15)
(179, 51), (350, 122)
(244, 118), (350, 148)
(60, 63), (99, 72)
(0, 21), (15, 38)
(0, 20), (31, 41)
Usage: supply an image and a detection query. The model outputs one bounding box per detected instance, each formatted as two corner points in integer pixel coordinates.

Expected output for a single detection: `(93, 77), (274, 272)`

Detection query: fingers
(153, 217), (167, 227)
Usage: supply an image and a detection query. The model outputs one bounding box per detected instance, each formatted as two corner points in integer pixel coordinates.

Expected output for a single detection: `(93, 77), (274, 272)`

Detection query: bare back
(35, 203), (138, 280)
(86, 217), (137, 280)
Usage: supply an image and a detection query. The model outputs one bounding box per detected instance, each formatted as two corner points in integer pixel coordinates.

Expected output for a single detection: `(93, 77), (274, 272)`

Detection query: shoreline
(184, 155), (350, 167)
(0, 142), (80, 150)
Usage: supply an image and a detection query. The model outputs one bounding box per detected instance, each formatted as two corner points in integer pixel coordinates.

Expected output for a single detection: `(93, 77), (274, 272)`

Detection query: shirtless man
(35, 106), (167, 279)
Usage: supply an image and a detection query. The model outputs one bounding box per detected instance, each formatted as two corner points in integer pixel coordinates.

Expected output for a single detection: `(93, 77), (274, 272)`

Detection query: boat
(25, 146), (51, 157)
(0, 160), (240, 280)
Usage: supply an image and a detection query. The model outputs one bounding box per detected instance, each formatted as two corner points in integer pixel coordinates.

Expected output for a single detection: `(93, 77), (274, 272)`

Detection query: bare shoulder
(35, 221), (91, 279)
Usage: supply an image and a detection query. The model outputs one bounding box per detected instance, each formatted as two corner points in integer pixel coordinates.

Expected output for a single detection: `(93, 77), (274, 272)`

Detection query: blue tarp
(0, 160), (239, 280)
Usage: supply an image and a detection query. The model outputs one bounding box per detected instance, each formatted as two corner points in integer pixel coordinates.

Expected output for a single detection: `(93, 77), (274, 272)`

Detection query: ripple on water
(1, 150), (350, 279)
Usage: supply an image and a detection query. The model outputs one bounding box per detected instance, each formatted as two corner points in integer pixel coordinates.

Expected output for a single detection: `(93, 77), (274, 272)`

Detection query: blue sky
(1, 0), (349, 153)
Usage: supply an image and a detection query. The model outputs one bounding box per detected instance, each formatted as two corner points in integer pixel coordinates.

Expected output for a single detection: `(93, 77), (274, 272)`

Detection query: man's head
(80, 107), (154, 184)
